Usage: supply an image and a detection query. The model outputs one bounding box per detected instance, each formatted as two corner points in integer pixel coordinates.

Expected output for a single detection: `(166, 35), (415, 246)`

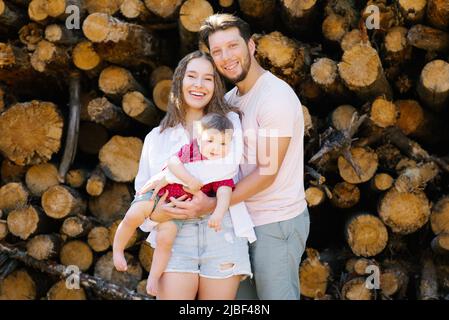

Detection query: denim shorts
(165, 213), (253, 279)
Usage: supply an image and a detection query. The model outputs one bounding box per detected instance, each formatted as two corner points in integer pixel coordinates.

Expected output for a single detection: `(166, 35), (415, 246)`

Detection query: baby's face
(199, 129), (233, 160)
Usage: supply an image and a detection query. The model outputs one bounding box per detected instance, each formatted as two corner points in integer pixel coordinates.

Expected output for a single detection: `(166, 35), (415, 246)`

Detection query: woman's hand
(165, 188), (217, 219)
(150, 191), (190, 223)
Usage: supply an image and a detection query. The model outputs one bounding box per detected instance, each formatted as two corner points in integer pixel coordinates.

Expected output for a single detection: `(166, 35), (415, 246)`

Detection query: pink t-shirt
(225, 71), (307, 226)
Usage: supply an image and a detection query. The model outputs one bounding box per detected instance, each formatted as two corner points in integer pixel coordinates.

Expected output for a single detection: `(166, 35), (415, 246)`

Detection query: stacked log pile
(1, 0), (449, 300)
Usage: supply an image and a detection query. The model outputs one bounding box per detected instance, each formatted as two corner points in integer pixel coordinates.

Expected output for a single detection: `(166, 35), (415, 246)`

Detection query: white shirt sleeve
(164, 111), (243, 184)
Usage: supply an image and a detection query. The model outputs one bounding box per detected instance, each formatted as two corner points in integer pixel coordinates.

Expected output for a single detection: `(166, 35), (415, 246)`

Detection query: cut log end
(73, 41), (101, 71)
(47, 280), (87, 300)
(346, 214), (388, 257)
(0, 182), (29, 213)
(7, 205), (42, 240)
(26, 234), (62, 261)
(331, 182), (360, 209)
(139, 242), (154, 273)
(0, 269), (36, 300)
(179, 0), (214, 33)
(372, 173), (394, 192)
(342, 277), (373, 300)
(299, 248), (331, 299)
(42, 185), (86, 220)
(430, 196), (449, 235)
(153, 79), (172, 112)
(338, 147), (379, 184)
(60, 240), (94, 272)
(370, 98), (397, 128)
(25, 163), (60, 197)
(88, 226), (111, 252)
(305, 187), (325, 207)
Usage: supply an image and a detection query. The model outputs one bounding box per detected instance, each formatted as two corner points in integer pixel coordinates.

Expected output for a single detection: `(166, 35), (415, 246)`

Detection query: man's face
(208, 27), (254, 84)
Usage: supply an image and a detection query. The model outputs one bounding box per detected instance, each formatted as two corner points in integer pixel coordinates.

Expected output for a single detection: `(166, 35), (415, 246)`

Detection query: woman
(131, 51), (252, 299)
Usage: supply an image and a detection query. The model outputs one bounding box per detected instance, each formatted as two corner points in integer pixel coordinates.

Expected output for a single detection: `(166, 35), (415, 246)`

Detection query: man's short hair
(199, 13), (252, 50)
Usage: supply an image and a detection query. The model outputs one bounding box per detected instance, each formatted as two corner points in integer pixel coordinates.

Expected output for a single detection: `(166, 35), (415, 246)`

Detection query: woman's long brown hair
(159, 50), (241, 132)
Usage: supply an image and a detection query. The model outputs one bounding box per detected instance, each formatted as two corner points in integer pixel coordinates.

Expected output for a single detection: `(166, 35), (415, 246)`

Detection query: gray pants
(237, 208), (310, 300)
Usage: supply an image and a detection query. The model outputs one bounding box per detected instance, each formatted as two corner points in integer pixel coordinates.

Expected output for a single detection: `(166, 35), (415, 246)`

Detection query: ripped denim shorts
(165, 213), (253, 280)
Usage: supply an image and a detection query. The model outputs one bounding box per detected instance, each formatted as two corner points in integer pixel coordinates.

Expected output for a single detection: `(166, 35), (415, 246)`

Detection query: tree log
(47, 279), (87, 300)
(25, 163), (60, 197)
(138, 242), (153, 273)
(368, 97), (397, 128)
(383, 26), (412, 81)
(41, 185), (86, 220)
(0, 182), (29, 213)
(0, 269), (37, 300)
(44, 24), (81, 45)
(330, 104), (356, 132)
(61, 214), (95, 238)
(30, 40), (70, 73)
(419, 253), (439, 300)
(88, 182), (132, 225)
(0, 0), (26, 28)
(416, 60), (449, 112)
(426, 0), (449, 30)
(143, 0), (182, 19)
(238, 0), (276, 30)
(66, 168), (88, 189)
(280, 0), (319, 38)
(407, 24), (449, 53)
(380, 260), (409, 299)
(398, 0), (427, 24)
(78, 122), (109, 155)
(88, 226), (110, 252)
(430, 196), (449, 235)
(72, 40), (102, 71)
(18, 22), (43, 50)
(86, 166), (107, 197)
(341, 29), (364, 52)
(379, 188), (431, 234)
(0, 100), (63, 166)
(345, 213), (388, 257)
(338, 147), (378, 184)
(370, 173), (393, 192)
(7, 205), (52, 240)
(98, 66), (146, 99)
(122, 91), (160, 126)
(305, 186), (326, 207)
(342, 277), (373, 300)
(152, 79), (172, 112)
(299, 248), (331, 299)
(338, 44), (393, 101)
(0, 219), (8, 240)
(310, 57), (352, 101)
(431, 232), (449, 255)
(330, 181), (360, 209)
(87, 97), (132, 131)
(85, 0), (122, 15)
(60, 240), (94, 272)
(99, 135), (143, 183)
(1, 159), (28, 184)
(26, 233), (63, 260)
(120, 0), (151, 21)
(394, 161), (439, 193)
(94, 251), (142, 290)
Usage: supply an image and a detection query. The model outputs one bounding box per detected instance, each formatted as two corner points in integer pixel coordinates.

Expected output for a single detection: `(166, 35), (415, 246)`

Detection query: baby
(113, 113), (235, 296)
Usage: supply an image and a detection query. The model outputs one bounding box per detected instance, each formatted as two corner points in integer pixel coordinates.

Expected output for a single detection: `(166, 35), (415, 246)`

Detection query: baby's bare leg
(113, 200), (154, 271)
(147, 221), (178, 296)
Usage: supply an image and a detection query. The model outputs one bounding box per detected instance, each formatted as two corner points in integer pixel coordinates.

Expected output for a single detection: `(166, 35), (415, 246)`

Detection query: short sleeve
(257, 87), (301, 138)
(212, 179), (235, 193)
(177, 143), (192, 164)
(134, 130), (154, 192)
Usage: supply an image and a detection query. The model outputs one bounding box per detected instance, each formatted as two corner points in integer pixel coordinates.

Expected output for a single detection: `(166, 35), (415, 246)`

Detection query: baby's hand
(113, 250), (128, 272)
(187, 177), (203, 192)
(208, 214), (222, 232)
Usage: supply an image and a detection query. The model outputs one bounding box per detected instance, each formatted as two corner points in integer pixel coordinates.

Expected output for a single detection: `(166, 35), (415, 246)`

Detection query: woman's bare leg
(158, 272), (199, 300)
(113, 201), (154, 271)
(197, 276), (241, 300)
(147, 221), (178, 296)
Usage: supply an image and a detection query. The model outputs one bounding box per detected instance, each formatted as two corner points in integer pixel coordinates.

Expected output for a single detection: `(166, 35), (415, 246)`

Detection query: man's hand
(165, 188), (216, 219)
(150, 191), (190, 223)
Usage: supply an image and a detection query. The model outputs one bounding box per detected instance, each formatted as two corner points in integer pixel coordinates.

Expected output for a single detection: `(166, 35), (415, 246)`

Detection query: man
(151, 14), (309, 300)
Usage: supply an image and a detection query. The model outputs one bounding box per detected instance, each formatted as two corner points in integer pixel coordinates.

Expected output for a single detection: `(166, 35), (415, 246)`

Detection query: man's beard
(223, 51), (251, 85)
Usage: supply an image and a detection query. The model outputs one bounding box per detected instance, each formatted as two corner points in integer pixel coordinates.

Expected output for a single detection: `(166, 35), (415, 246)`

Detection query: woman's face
(182, 57), (215, 113)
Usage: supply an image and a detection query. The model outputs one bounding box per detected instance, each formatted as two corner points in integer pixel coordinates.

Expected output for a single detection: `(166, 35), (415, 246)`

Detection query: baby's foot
(146, 275), (159, 297)
(113, 251), (128, 272)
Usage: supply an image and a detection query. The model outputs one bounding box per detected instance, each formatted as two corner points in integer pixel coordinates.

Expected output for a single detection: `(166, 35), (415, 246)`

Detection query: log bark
(25, 163), (60, 197)
(330, 181), (360, 209)
(0, 182), (29, 213)
(431, 233), (449, 255)
(394, 161), (439, 193)
(341, 29), (364, 52)
(99, 135), (143, 183)
(47, 279), (87, 300)
(345, 213), (388, 257)
(86, 166), (107, 197)
(78, 121), (109, 155)
(41, 185), (87, 219)
(178, 0), (214, 56)
(380, 260), (409, 299)
(94, 251), (142, 290)
(26, 233), (63, 260)
(88, 226), (110, 252)
(338, 44), (393, 101)
(416, 60), (449, 112)
(1, 160), (28, 184)
(87, 97), (132, 131)
(299, 248), (331, 299)
(98, 65), (146, 99)
(0, 0), (26, 28)
(88, 182), (132, 225)
(0, 101), (63, 166)
(407, 24), (449, 53)
(426, 0), (449, 30)
(378, 188), (431, 234)
(82, 13), (159, 66)
(7, 205), (52, 240)
(0, 219), (8, 240)
(430, 196), (449, 235)
(149, 65), (173, 88)
(18, 22), (43, 50)
(138, 242), (153, 273)
(280, 0), (319, 38)
(0, 242), (151, 300)
(122, 91), (160, 126)
(383, 26), (412, 81)
(238, 0), (276, 30)
(61, 214), (95, 238)
(60, 240), (94, 272)
(419, 253), (439, 300)
(44, 24), (81, 45)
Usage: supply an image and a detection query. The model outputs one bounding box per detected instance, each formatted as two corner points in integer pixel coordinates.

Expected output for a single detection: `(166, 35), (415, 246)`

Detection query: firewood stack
(1, 0), (449, 300)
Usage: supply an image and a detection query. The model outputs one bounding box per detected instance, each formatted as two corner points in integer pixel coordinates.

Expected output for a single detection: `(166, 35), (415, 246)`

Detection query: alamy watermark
(365, 265), (380, 290)
(64, 265), (80, 290)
